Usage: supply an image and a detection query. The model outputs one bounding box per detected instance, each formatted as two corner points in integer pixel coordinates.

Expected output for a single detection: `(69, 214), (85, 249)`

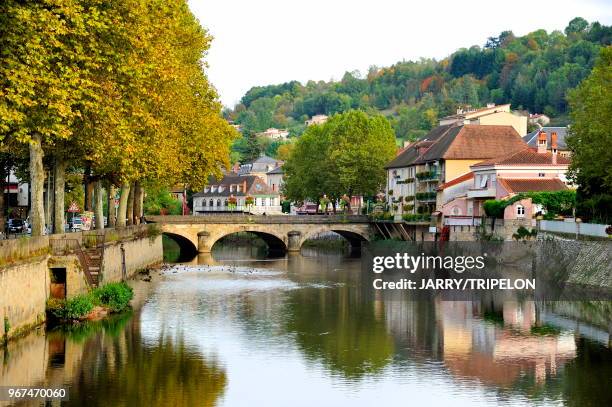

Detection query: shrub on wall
(47, 295), (94, 321)
(93, 282), (134, 312)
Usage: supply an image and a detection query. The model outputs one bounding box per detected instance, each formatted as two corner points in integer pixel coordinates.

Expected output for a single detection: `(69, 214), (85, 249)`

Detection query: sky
(187, 0), (612, 107)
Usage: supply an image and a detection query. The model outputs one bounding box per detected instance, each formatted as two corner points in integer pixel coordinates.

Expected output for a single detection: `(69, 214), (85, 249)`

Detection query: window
(216, 199), (221, 207)
(209, 199), (213, 207)
(204, 187), (210, 193)
(479, 175), (488, 188)
(219, 186), (225, 193)
(224, 199), (228, 207)
(202, 199), (206, 207)
(451, 206), (462, 216)
(516, 204), (525, 218)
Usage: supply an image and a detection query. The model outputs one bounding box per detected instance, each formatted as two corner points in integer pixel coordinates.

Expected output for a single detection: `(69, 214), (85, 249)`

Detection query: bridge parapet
(146, 214), (370, 224)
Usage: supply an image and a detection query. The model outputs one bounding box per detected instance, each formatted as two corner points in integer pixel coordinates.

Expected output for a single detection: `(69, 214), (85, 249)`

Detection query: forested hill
(226, 17), (611, 143)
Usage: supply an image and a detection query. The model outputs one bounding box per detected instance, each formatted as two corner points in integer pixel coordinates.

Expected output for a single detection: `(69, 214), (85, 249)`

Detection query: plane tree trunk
(29, 134), (45, 236)
(116, 182), (130, 228)
(133, 181), (144, 224)
(126, 182), (134, 225)
(107, 183), (116, 228)
(53, 158), (67, 234)
(94, 181), (104, 230)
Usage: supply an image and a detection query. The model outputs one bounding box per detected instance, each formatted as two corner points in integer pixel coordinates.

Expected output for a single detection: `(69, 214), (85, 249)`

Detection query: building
(385, 124), (527, 215)
(439, 104), (528, 136)
(256, 128), (289, 140)
(528, 113), (551, 127)
(523, 127), (570, 157)
(3, 170), (29, 219)
(305, 114), (328, 126)
(439, 134), (571, 220)
(192, 174), (281, 215)
(238, 155), (283, 184)
(266, 165), (284, 193)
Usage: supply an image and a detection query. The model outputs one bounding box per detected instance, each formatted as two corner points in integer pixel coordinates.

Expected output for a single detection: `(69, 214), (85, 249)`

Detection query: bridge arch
(300, 227), (369, 251)
(210, 230), (287, 257)
(163, 232), (198, 262)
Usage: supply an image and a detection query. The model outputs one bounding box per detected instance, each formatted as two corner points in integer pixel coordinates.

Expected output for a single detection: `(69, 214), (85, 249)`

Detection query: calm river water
(1, 244), (611, 406)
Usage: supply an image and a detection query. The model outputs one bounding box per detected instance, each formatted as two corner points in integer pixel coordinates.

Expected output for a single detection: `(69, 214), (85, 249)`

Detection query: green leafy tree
(283, 111), (395, 209)
(566, 46), (612, 223)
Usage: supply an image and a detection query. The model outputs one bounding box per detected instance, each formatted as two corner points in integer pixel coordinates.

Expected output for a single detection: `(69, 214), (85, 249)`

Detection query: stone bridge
(145, 215), (375, 255)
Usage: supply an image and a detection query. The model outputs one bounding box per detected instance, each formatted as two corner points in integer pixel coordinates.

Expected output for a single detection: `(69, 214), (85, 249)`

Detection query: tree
(276, 143), (295, 161)
(283, 111), (395, 206)
(565, 17), (589, 36)
(566, 46), (612, 222)
(0, 1), (103, 235)
(241, 131), (263, 162)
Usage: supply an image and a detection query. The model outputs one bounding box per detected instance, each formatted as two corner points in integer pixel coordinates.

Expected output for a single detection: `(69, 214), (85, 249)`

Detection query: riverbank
(1, 225), (163, 345)
(46, 282), (134, 325)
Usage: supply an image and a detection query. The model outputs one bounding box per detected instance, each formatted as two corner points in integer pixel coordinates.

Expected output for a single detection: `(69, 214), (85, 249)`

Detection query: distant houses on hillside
(256, 128), (289, 140)
(305, 114), (328, 126)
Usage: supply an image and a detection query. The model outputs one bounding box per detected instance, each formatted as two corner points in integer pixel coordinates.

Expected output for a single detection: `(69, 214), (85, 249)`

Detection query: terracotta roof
(497, 178), (568, 194)
(385, 124), (455, 169)
(438, 172), (474, 190)
(472, 148), (570, 167)
(193, 174), (278, 197)
(415, 125), (526, 163)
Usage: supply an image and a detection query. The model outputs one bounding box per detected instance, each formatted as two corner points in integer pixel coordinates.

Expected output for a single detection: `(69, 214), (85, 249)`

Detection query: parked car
(6, 219), (27, 234)
(69, 217), (83, 232)
(295, 203), (319, 215)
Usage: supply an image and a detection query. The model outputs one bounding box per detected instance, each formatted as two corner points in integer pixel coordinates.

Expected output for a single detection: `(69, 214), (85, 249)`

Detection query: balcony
(415, 171), (440, 182)
(415, 192), (437, 202)
(467, 187), (496, 199)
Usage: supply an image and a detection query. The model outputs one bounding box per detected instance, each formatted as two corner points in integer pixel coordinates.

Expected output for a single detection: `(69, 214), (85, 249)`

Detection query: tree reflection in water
(62, 312), (227, 407)
(284, 285), (395, 380)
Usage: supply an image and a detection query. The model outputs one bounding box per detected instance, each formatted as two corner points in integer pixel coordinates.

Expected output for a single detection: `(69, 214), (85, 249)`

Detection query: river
(1, 243), (611, 406)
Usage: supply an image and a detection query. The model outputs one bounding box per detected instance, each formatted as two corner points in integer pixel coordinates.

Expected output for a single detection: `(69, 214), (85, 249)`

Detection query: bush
(48, 295), (94, 320)
(483, 200), (506, 218)
(512, 226), (537, 241)
(93, 283), (134, 312)
(402, 213), (430, 222)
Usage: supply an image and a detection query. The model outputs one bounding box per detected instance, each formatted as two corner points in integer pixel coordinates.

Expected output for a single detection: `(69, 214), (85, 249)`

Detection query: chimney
(243, 180), (247, 193)
(551, 132), (558, 165)
(537, 131), (547, 154)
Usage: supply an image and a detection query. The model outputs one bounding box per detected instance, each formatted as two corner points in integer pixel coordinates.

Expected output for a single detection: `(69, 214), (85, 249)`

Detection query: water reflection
(0, 245), (610, 406)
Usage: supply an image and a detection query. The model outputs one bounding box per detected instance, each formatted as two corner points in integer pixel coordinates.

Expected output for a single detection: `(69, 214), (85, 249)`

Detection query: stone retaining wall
(101, 234), (163, 283)
(0, 256), (49, 344)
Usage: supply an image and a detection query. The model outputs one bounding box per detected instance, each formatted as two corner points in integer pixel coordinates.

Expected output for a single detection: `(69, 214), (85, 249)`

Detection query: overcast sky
(187, 0), (612, 107)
